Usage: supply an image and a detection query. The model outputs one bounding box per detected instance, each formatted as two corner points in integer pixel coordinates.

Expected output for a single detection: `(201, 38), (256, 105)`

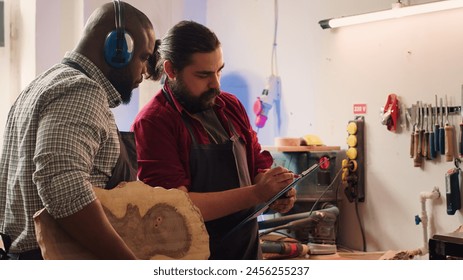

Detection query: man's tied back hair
(147, 20), (221, 81)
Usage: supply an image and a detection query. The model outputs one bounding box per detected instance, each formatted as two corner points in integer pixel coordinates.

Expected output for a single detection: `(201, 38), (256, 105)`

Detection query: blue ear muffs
(104, 0), (134, 68)
(104, 30), (134, 68)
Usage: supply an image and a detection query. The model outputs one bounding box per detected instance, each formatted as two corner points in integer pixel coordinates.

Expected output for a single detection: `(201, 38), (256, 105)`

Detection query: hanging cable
(270, 0), (279, 76)
(355, 200), (367, 252)
(253, 0), (281, 132)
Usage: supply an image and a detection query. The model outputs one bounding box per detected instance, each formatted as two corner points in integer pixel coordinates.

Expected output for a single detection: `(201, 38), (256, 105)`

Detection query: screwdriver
(413, 102), (422, 167)
(419, 101), (425, 158)
(429, 104), (436, 159)
(434, 95), (440, 155)
(410, 104), (416, 158)
(422, 103), (429, 159)
(444, 95), (454, 162)
(439, 97), (445, 155)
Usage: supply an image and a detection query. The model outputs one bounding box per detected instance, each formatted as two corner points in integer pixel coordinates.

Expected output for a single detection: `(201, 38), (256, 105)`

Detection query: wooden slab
(34, 181), (209, 260)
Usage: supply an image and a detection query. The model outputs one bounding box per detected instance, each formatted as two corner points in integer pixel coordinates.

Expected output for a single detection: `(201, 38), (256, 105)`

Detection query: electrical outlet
(343, 116), (365, 202)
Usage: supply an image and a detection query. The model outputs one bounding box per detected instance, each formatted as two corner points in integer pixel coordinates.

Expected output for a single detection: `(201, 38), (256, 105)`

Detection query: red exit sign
(353, 104), (367, 114)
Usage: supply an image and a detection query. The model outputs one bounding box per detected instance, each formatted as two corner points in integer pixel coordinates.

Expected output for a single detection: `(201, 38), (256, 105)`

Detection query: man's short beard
(108, 70), (134, 105)
(113, 83), (133, 104)
(169, 79), (220, 114)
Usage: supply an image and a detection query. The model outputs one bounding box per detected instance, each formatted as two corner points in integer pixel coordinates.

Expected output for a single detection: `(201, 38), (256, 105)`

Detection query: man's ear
(164, 60), (176, 80)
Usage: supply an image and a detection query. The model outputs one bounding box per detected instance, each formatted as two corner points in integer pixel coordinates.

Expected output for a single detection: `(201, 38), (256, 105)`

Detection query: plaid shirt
(0, 52), (121, 253)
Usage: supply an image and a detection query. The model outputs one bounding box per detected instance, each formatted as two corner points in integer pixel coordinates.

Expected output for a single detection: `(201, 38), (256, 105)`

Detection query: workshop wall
(0, 0), (9, 144)
(1, 0), (463, 254)
(205, 0), (463, 253)
(0, 0), (36, 143)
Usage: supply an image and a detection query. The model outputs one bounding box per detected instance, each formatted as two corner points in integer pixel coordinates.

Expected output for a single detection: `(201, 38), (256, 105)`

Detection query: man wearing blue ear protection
(0, 1), (156, 260)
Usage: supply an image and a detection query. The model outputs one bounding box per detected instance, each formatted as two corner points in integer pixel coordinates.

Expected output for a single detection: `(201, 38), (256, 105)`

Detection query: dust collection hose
(258, 203), (339, 231)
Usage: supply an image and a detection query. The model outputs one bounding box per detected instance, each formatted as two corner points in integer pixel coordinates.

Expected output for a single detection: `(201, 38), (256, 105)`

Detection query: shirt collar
(63, 51), (122, 108)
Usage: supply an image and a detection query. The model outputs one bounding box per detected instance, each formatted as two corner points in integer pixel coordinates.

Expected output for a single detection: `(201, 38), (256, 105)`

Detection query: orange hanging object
(382, 94), (400, 132)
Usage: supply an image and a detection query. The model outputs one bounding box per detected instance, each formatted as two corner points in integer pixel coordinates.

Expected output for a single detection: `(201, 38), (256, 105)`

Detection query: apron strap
(61, 58), (90, 77)
(162, 87), (199, 146)
(105, 130), (138, 189)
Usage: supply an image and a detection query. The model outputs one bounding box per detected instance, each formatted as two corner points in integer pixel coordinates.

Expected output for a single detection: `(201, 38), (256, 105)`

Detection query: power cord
(355, 200), (367, 252)
(270, 0), (279, 77)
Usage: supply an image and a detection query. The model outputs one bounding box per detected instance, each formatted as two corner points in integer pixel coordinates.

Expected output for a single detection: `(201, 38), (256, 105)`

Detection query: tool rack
(406, 97), (463, 167)
(406, 106), (461, 116)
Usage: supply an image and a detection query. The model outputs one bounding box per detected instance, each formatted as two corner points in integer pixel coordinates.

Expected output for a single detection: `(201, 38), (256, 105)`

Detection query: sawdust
(380, 249), (423, 260)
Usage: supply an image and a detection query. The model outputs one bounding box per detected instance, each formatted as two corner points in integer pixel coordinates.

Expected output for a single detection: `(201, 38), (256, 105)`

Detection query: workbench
(306, 249), (386, 260)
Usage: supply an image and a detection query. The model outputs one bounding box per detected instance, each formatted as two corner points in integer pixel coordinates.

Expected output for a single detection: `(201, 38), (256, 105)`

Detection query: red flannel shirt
(131, 85), (273, 190)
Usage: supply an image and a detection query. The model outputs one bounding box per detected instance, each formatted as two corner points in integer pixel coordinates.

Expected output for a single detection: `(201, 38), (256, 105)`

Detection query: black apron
(163, 89), (261, 260)
(105, 130), (138, 189)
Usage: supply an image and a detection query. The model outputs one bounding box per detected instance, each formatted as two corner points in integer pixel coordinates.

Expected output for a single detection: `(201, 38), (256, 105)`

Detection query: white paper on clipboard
(223, 159), (328, 240)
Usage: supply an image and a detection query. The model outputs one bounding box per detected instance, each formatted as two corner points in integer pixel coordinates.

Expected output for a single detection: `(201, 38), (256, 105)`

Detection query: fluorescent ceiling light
(319, 0), (463, 29)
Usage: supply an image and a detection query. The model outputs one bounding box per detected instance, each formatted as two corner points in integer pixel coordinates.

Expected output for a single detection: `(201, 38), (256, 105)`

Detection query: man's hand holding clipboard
(268, 186), (297, 213)
(253, 166), (297, 212)
(223, 157), (332, 241)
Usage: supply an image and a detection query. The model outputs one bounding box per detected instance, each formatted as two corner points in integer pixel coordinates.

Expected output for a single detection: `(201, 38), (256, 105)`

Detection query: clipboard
(223, 158), (330, 240)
